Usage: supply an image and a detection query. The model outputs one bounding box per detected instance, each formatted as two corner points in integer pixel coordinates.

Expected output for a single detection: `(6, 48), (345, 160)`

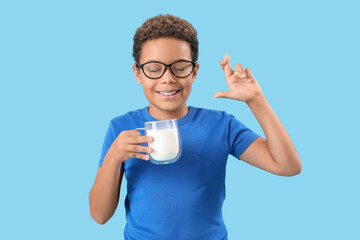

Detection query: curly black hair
(133, 14), (199, 64)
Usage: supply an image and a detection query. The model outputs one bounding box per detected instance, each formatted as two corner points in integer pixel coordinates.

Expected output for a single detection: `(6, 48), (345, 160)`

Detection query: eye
(149, 69), (161, 73)
(173, 62), (192, 71)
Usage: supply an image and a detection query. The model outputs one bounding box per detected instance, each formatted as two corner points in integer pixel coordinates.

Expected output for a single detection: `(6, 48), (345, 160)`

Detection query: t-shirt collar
(142, 106), (195, 125)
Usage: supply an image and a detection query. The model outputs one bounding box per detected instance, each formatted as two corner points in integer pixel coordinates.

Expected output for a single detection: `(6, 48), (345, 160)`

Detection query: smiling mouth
(156, 90), (181, 98)
(157, 90), (180, 95)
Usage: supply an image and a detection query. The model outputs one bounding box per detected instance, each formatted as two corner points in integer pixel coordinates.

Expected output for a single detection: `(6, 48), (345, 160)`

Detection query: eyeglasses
(136, 60), (197, 79)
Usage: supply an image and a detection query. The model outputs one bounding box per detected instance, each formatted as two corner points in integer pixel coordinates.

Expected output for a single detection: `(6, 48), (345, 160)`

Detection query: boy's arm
(89, 129), (151, 224)
(89, 157), (124, 224)
(239, 94), (301, 176)
(215, 54), (301, 176)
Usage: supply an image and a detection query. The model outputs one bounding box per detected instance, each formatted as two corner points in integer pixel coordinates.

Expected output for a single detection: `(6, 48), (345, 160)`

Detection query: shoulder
(109, 107), (146, 131)
(192, 106), (228, 119)
(111, 107), (144, 122)
(192, 106), (240, 127)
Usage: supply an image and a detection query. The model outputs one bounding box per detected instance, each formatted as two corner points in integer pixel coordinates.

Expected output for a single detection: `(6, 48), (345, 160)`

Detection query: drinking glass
(136, 119), (182, 165)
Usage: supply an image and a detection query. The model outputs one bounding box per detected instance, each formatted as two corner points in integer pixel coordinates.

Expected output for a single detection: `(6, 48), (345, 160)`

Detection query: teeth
(159, 91), (177, 95)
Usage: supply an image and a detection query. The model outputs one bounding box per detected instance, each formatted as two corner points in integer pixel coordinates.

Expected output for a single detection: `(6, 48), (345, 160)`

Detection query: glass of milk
(136, 119), (182, 165)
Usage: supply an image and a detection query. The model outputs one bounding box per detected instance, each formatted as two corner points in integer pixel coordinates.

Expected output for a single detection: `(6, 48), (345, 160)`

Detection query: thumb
(214, 91), (232, 99)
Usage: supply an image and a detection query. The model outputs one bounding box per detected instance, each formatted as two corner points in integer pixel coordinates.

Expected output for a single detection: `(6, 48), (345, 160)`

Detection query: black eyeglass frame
(135, 60), (197, 79)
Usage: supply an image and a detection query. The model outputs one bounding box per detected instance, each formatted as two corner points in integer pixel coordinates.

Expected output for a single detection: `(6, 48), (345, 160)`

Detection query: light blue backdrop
(1, 0), (359, 239)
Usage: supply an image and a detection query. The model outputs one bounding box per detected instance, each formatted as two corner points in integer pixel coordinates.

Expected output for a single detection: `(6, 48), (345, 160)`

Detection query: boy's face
(133, 37), (199, 119)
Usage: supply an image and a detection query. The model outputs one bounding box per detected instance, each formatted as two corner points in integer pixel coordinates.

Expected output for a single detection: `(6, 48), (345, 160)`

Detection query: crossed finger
(235, 63), (253, 81)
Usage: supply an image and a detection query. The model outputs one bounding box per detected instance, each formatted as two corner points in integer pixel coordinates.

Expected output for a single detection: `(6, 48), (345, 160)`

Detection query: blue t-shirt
(98, 106), (260, 240)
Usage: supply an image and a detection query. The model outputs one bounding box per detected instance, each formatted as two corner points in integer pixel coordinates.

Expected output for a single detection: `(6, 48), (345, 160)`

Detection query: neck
(148, 104), (189, 120)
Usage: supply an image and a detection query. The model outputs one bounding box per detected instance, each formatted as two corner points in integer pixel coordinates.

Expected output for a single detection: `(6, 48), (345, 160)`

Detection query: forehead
(140, 38), (192, 64)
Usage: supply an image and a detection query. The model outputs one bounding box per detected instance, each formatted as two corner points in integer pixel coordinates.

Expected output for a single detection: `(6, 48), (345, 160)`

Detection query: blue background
(1, 0), (359, 239)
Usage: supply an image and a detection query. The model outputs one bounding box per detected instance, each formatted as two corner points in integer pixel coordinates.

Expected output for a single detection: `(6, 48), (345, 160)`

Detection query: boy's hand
(105, 130), (153, 164)
(214, 54), (263, 104)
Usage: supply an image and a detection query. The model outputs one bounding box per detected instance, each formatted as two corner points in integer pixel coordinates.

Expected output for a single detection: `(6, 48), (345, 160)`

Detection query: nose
(161, 67), (176, 83)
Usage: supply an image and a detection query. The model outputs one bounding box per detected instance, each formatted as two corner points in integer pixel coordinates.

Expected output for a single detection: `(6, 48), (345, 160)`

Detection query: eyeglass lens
(143, 61), (194, 78)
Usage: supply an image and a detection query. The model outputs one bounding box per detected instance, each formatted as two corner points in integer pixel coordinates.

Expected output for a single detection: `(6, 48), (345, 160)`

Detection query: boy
(89, 14), (301, 240)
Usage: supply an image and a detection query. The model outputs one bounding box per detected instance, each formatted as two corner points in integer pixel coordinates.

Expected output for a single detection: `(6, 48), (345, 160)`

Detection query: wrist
(104, 154), (124, 169)
(246, 92), (266, 108)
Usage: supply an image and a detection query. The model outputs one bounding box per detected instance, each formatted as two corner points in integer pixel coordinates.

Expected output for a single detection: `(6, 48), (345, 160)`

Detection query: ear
(133, 63), (143, 84)
(191, 62), (200, 83)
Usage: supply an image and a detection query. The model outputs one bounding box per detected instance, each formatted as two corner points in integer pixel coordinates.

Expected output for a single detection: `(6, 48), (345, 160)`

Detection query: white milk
(146, 128), (180, 161)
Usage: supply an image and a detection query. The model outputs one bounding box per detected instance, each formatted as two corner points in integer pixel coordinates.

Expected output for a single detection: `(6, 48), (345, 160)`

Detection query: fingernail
(148, 137), (152, 141)
(148, 148), (152, 153)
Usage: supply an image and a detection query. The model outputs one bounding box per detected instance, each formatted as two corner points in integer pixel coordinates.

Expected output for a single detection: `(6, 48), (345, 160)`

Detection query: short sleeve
(227, 114), (260, 159)
(98, 121), (125, 172)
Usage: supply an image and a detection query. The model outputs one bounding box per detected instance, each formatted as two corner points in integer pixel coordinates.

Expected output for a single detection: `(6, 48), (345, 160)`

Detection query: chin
(155, 103), (183, 112)
(149, 98), (186, 112)
(146, 90), (190, 114)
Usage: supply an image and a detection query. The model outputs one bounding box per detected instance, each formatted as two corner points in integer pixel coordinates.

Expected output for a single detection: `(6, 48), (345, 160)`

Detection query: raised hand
(214, 54), (263, 103)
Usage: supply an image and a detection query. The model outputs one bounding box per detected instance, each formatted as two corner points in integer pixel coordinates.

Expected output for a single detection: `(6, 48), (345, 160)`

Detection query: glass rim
(145, 119), (178, 124)
(136, 60), (197, 79)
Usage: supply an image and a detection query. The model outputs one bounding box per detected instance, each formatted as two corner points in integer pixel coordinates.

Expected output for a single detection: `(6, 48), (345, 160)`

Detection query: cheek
(182, 82), (193, 95)
(142, 81), (153, 90)
(143, 83), (158, 100)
